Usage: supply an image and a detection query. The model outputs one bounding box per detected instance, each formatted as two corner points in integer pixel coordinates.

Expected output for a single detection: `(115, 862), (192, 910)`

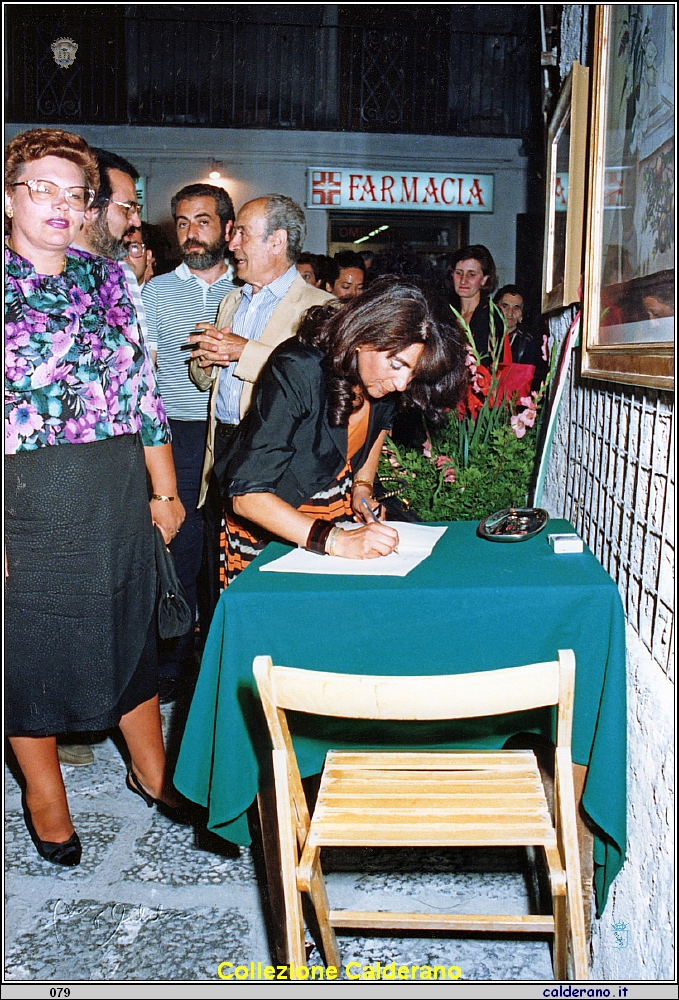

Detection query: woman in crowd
(215, 278), (467, 576)
(5, 128), (185, 866)
(446, 244), (504, 360)
(494, 284), (545, 368)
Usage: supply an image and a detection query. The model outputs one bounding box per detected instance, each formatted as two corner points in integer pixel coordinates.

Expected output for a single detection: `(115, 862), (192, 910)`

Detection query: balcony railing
(5, 12), (535, 138)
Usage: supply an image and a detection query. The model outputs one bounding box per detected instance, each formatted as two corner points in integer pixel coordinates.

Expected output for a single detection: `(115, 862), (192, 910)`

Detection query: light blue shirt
(215, 264), (299, 424)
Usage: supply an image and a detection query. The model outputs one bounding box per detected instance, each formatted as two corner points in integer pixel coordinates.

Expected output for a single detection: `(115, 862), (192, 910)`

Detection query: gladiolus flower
(472, 365), (491, 395)
(422, 438), (431, 458)
(510, 414), (527, 438)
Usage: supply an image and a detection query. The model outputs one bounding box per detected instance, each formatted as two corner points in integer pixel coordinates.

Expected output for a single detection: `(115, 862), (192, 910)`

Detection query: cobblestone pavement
(5, 710), (554, 983)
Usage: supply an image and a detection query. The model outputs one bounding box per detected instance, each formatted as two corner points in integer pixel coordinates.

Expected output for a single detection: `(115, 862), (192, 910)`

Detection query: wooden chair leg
(309, 855), (341, 969)
(255, 788), (288, 965)
(272, 750), (306, 968)
(544, 843), (568, 980)
(556, 750), (588, 980)
(553, 888), (568, 981)
(573, 762), (594, 941)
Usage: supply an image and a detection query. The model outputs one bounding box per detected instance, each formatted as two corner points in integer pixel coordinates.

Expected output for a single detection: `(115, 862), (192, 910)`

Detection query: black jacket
(225, 339), (396, 508)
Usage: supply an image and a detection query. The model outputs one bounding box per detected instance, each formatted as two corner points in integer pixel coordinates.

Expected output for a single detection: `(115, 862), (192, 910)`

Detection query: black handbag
(373, 477), (423, 523)
(154, 526), (192, 639)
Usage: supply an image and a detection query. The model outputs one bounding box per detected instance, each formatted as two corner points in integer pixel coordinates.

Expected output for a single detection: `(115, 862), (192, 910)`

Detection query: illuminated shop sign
(307, 168), (493, 212)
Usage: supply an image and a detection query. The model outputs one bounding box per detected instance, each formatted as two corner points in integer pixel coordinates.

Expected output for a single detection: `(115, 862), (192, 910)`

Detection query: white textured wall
(542, 312), (675, 983)
(590, 625), (674, 979)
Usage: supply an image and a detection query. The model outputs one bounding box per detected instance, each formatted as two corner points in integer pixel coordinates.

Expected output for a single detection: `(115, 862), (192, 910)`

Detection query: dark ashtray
(477, 507), (550, 542)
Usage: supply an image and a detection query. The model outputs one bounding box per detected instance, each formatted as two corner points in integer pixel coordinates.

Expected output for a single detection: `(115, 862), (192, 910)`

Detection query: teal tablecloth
(175, 520), (626, 913)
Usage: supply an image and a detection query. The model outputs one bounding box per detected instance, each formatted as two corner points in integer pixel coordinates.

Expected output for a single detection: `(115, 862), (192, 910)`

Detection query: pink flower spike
(510, 413), (527, 439)
(523, 408), (537, 428)
(519, 395), (535, 409)
(435, 455), (452, 469)
(443, 467), (456, 483)
(422, 439), (432, 458)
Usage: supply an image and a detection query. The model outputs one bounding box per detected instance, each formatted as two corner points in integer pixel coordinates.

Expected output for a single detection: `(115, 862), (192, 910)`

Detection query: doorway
(327, 211), (469, 284)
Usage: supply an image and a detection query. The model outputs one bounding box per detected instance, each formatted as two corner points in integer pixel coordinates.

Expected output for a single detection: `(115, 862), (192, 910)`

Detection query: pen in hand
(360, 497), (399, 554)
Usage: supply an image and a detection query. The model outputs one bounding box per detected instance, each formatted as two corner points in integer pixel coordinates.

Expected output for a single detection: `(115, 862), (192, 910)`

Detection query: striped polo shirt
(143, 262), (236, 421)
(216, 263), (298, 424)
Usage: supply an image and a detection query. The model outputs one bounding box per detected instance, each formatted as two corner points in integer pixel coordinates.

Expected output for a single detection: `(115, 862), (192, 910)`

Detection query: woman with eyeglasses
(5, 128), (185, 868)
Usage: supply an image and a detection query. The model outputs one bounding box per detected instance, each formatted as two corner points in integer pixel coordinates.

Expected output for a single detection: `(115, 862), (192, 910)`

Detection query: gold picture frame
(582, 5), (674, 390)
(542, 62), (590, 313)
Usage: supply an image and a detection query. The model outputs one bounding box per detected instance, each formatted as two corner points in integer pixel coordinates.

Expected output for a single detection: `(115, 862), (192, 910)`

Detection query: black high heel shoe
(126, 769), (187, 815)
(23, 798), (82, 867)
(34, 831), (82, 867)
(126, 768), (155, 808)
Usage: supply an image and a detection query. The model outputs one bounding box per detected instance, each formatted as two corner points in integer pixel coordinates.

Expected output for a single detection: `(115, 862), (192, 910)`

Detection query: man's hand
(188, 323), (248, 369)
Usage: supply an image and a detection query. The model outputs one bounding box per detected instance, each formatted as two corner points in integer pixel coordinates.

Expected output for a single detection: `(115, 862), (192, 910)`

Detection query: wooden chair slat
(312, 830), (556, 843)
(328, 911), (556, 933)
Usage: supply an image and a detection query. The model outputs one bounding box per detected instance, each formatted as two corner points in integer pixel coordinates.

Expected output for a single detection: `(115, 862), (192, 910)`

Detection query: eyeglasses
(11, 179), (95, 210)
(126, 242), (147, 257)
(106, 199), (143, 219)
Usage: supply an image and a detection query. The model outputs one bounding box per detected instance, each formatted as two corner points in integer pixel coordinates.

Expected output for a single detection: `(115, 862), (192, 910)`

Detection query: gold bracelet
(352, 478), (374, 491)
(326, 525), (342, 556)
(151, 494), (176, 502)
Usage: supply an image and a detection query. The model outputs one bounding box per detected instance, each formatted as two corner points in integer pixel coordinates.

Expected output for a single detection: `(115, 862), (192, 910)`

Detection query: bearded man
(74, 148), (154, 355)
(142, 183), (236, 699)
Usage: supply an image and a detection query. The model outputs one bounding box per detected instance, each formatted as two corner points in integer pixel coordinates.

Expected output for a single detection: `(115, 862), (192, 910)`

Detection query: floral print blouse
(4, 246), (171, 454)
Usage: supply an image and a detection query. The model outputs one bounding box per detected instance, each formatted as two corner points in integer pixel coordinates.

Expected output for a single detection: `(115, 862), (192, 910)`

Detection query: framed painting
(582, 5), (674, 390)
(542, 62), (590, 313)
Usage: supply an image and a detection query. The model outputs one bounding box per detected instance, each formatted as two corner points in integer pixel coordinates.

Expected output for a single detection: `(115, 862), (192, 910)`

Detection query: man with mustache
(142, 183), (236, 700)
(188, 194), (331, 587)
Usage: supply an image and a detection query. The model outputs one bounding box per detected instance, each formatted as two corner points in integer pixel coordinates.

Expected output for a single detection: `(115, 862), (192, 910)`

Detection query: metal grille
(559, 367), (674, 677)
(6, 11), (534, 137)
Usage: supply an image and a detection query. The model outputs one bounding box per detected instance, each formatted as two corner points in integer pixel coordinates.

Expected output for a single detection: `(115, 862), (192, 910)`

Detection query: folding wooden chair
(253, 650), (588, 980)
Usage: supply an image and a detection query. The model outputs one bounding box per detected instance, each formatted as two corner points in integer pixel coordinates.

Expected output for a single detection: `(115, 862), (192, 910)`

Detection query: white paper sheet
(259, 522), (447, 576)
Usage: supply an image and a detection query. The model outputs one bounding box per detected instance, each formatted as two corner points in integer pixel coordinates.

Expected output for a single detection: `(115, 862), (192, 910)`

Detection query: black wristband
(305, 518), (334, 555)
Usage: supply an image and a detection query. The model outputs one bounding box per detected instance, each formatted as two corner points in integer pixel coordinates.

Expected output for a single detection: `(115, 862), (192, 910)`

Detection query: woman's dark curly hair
(297, 277), (468, 427)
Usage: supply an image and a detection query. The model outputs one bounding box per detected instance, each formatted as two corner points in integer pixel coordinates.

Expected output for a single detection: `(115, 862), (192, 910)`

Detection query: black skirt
(4, 434), (157, 737)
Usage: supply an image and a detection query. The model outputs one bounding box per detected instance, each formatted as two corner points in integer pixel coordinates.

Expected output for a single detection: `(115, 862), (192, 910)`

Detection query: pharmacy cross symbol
(311, 172), (342, 205)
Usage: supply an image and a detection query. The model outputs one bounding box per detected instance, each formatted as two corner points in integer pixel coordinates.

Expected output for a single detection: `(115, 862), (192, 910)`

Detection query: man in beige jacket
(188, 194), (331, 600)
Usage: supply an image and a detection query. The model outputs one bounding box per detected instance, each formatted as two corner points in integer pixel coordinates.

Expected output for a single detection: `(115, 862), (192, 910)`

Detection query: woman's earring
(6, 207), (13, 218)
